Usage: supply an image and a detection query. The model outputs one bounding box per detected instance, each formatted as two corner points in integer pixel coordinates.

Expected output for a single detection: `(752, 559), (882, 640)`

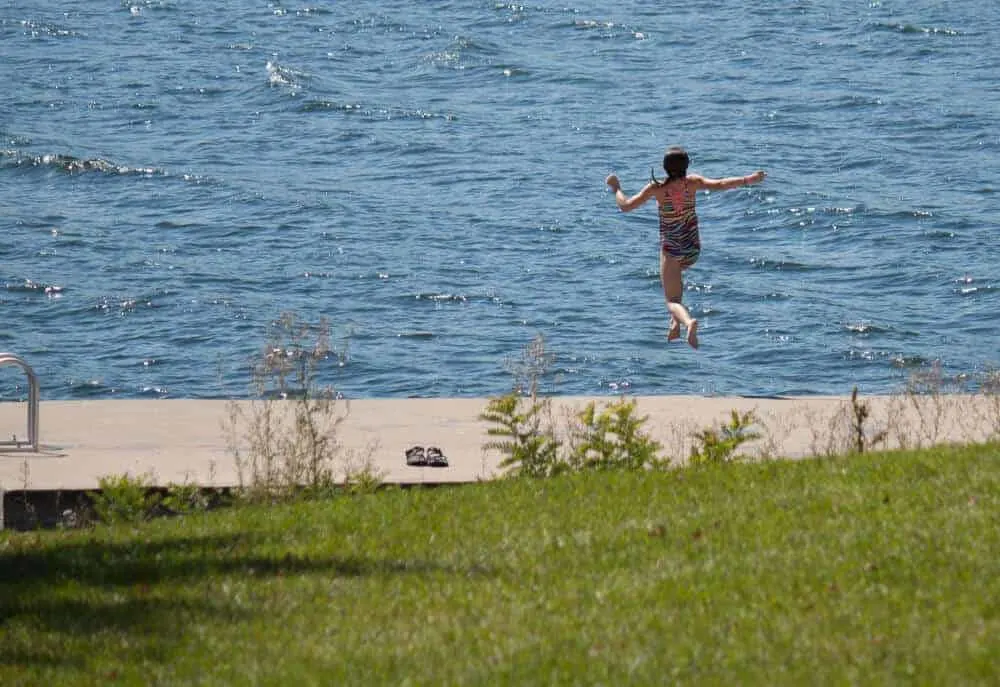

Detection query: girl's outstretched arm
(606, 175), (656, 212)
(691, 170), (766, 192)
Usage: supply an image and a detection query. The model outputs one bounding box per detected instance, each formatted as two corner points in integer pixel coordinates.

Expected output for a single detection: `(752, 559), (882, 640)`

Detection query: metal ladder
(0, 353), (40, 452)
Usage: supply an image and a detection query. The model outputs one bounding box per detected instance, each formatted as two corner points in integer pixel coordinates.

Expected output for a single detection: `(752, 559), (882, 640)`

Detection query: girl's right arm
(606, 175), (657, 212)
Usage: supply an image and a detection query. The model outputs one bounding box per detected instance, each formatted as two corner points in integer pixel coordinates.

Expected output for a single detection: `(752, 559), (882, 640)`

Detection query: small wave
(68, 380), (115, 397)
(685, 281), (713, 294)
(300, 100), (364, 114)
(890, 354), (932, 369)
(415, 293), (468, 304)
(885, 209), (934, 220)
(0, 150), (164, 176)
(19, 19), (81, 38)
(874, 22), (961, 36)
(955, 283), (997, 297)
(4, 279), (65, 296)
(421, 35), (515, 74)
(92, 296), (157, 315)
(829, 94), (885, 109)
(569, 18), (647, 40)
(603, 379), (633, 393)
(257, 387), (346, 401)
(535, 223), (566, 234)
(397, 331), (435, 339)
(409, 292), (509, 306)
(844, 349), (930, 368)
(565, 16), (648, 41)
(155, 220), (199, 230)
(923, 229), (956, 240)
(271, 6), (332, 16)
(493, 2), (528, 23)
(499, 65), (530, 78)
(1, 132), (32, 146)
(266, 61), (306, 92)
(748, 257), (813, 272)
(120, 0), (178, 13)
(299, 99), (456, 121)
(844, 322), (890, 335)
(573, 19), (615, 30)
(270, 6), (328, 17)
(786, 205), (864, 217)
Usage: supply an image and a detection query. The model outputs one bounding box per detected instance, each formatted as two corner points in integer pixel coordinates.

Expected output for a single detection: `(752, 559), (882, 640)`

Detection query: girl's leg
(667, 317), (681, 341)
(660, 251), (698, 349)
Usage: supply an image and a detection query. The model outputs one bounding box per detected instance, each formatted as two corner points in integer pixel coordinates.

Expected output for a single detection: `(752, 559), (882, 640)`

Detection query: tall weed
(566, 398), (662, 471)
(90, 472), (160, 525)
(689, 409), (760, 465)
(225, 312), (366, 501)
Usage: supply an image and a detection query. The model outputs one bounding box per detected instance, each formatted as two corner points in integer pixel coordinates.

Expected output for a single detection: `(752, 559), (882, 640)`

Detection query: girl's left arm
(691, 170), (766, 191)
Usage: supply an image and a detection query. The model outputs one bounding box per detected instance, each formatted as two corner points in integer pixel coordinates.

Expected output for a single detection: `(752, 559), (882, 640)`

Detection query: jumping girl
(605, 146), (766, 348)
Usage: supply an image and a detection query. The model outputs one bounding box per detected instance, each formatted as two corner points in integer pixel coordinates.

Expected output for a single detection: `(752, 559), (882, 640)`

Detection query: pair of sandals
(405, 445), (448, 467)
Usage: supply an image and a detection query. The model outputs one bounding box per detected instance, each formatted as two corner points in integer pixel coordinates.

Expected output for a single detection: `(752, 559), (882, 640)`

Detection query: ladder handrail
(0, 353), (40, 451)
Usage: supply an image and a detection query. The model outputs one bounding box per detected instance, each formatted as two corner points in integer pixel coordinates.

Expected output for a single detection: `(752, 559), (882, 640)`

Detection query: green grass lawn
(2, 443), (999, 686)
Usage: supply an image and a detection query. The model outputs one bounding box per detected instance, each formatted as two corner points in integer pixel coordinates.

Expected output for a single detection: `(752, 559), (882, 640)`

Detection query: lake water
(2, 0), (998, 400)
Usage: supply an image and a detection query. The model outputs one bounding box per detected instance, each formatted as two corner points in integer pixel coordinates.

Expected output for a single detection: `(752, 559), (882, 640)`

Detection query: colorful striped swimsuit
(658, 180), (700, 269)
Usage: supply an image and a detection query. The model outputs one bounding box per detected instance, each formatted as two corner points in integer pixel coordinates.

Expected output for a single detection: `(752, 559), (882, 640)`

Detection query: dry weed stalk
(983, 368), (1000, 440)
(904, 363), (955, 448)
(848, 386), (888, 454)
(650, 417), (698, 466)
(798, 404), (853, 457)
(224, 312), (367, 501)
(754, 409), (800, 460)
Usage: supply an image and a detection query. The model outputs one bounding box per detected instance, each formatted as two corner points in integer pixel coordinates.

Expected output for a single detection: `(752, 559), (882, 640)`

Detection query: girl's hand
(605, 174), (621, 192)
(749, 170), (767, 183)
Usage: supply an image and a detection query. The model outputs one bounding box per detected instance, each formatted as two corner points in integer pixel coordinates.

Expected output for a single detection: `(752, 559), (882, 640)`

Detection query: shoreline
(2, 393), (997, 530)
(2, 394), (997, 493)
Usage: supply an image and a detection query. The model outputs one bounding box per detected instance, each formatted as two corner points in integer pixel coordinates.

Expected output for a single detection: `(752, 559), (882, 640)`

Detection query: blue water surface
(1, 0), (998, 400)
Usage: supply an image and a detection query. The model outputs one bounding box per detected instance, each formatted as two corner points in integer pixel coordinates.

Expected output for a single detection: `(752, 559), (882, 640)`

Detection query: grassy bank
(2, 442), (999, 685)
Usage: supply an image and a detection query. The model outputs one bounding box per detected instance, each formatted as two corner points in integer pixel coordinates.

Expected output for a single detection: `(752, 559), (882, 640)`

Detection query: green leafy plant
(689, 409), (760, 465)
(342, 461), (386, 496)
(481, 392), (562, 478)
(90, 472), (161, 525)
(481, 334), (562, 478)
(161, 479), (211, 516)
(566, 397), (662, 471)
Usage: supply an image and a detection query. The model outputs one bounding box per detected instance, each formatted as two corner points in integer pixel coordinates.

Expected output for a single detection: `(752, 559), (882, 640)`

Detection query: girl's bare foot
(667, 318), (680, 341)
(687, 319), (699, 349)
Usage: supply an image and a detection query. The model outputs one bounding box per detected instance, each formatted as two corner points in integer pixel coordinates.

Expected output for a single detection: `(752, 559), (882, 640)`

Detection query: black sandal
(426, 446), (448, 467)
(405, 445), (427, 466)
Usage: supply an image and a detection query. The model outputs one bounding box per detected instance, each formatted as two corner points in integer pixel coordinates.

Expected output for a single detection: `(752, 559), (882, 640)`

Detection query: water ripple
(0, 150), (164, 176)
(1, 0), (997, 400)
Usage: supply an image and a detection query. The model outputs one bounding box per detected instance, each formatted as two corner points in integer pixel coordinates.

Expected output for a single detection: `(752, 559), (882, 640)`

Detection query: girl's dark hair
(651, 146), (690, 186)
